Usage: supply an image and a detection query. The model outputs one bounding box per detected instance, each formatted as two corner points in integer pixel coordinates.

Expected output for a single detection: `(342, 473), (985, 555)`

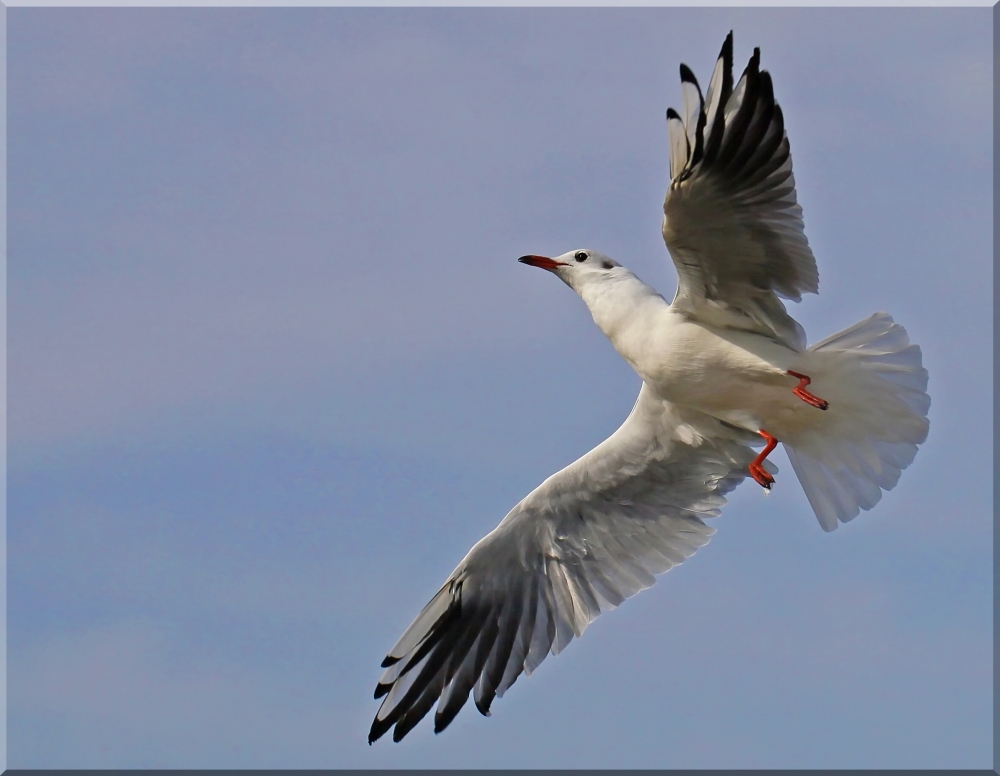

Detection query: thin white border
(1, 1), (8, 770)
(1, 4), (990, 772)
(2, 0), (994, 8)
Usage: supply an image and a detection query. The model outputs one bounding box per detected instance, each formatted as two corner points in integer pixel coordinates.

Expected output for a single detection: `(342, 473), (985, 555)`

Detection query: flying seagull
(368, 32), (929, 745)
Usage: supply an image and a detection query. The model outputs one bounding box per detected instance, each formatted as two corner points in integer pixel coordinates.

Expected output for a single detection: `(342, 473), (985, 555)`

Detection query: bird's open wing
(662, 32), (817, 349)
(369, 384), (772, 743)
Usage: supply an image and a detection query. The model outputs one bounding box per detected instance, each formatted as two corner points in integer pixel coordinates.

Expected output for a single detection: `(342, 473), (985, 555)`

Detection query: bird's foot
(749, 462), (774, 489)
(787, 370), (829, 411)
(749, 430), (778, 490)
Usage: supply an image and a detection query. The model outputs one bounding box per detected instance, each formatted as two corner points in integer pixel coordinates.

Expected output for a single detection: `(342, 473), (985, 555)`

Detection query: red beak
(518, 255), (567, 272)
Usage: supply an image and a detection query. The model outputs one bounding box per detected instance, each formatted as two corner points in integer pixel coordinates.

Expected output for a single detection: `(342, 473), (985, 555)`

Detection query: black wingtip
(721, 31), (734, 60)
(392, 724), (409, 743)
(666, 107), (681, 121)
(380, 654), (399, 668)
(759, 70), (776, 104)
(374, 682), (391, 699)
(679, 63), (697, 84)
(368, 716), (391, 745)
(474, 694), (494, 717)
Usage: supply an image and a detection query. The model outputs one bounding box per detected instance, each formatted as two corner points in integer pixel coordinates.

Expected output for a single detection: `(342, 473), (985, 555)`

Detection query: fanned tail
(784, 313), (930, 531)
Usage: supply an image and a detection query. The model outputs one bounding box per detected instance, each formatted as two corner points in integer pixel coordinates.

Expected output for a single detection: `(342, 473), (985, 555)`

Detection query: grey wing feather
(662, 32), (817, 350)
(369, 384), (770, 743)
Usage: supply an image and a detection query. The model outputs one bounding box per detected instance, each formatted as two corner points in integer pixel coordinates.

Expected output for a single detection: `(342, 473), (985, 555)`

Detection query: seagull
(368, 32), (929, 745)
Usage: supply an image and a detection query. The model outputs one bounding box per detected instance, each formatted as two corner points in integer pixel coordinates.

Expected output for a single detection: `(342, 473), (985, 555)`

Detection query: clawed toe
(749, 430), (778, 490)
(796, 391), (829, 411)
(788, 370), (829, 411)
(749, 464), (774, 489)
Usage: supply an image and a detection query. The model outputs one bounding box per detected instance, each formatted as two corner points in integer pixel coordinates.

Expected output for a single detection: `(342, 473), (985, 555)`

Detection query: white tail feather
(784, 313), (929, 531)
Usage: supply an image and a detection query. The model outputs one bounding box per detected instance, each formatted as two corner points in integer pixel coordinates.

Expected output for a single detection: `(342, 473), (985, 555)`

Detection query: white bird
(368, 32), (929, 744)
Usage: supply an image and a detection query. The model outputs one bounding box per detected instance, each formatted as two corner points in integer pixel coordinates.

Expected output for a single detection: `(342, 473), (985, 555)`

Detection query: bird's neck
(578, 273), (669, 361)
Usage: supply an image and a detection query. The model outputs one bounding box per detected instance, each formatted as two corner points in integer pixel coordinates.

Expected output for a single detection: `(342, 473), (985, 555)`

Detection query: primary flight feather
(368, 32), (929, 745)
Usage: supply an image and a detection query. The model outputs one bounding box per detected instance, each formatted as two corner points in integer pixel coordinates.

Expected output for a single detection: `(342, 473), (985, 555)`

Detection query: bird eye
(575, 251), (588, 262)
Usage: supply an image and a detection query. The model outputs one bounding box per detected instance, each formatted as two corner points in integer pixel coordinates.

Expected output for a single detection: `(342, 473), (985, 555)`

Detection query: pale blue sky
(8, 7), (991, 768)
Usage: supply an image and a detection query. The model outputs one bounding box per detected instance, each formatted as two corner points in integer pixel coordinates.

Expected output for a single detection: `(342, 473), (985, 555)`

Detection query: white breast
(577, 269), (808, 434)
(613, 305), (803, 432)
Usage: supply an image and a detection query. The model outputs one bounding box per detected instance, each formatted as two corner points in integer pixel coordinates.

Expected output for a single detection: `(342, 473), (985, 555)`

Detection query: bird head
(518, 249), (622, 293)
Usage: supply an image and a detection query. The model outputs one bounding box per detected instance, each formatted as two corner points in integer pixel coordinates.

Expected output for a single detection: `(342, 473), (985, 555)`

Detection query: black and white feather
(369, 385), (773, 743)
(663, 32), (818, 349)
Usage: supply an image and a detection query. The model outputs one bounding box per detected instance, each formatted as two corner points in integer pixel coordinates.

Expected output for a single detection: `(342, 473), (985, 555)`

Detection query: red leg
(749, 430), (778, 489)
(787, 370), (829, 411)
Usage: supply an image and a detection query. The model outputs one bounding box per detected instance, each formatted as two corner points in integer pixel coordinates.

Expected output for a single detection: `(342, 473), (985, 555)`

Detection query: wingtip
(757, 69), (775, 101)
(666, 107), (681, 121)
(474, 696), (494, 717)
(368, 717), (389, 745)
(679, 63), (697, 84)
(721, 31), (734, 60)
(433, 712), (452, 734)
(391, 724), (409, 743)
(380, 654), (400, 668)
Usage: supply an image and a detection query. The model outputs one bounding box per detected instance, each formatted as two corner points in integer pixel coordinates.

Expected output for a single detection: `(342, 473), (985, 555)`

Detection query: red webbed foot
(787, 370), (829, 411)
(749, 430), (778, 489)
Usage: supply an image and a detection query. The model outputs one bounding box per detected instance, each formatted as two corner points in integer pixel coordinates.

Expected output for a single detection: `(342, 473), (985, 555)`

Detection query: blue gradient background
(8, 7), (991, 769)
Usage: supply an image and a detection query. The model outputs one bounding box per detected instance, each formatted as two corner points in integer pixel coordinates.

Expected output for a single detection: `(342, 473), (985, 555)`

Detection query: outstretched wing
(369, 384), (772, 743)
(663, 32), (817, 350)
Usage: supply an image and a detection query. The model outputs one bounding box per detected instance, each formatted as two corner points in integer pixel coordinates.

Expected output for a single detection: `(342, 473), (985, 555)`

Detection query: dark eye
(602, 261), (614, 270)
(575, 251), (588, 262)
